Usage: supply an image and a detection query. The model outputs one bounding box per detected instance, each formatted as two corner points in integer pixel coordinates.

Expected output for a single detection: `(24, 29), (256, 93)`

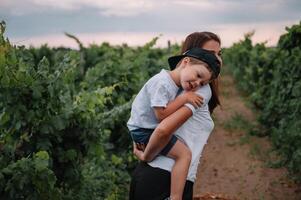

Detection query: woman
(129, 32), (222, 200)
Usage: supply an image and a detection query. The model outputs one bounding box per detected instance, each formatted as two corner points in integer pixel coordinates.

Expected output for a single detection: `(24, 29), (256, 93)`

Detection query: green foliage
(223, 21), (301, 182)
(223, 113), (252, 132)
(0, 151), (61, 200)
(1, 17), (300, 196)
(0, 20), (180, 199)
(278, 21), (301, 51)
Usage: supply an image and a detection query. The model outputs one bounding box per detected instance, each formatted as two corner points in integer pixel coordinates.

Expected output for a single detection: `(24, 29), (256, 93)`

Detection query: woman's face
(202, 40), (222, 66)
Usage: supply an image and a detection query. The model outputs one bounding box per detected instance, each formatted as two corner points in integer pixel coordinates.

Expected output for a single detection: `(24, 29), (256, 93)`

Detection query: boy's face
(180, 61), (212, 91)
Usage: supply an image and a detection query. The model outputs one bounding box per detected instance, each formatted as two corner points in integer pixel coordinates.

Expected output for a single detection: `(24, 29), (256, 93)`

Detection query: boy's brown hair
(179, 57), (214, 80)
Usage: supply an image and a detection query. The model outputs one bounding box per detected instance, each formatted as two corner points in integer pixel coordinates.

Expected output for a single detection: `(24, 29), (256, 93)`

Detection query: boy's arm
(153, 91), (203, 121)
(134, 105), (193, 162)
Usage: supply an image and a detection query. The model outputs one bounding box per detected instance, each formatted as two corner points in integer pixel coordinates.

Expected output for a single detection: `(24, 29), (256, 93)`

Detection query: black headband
(168, 47), (221, 79)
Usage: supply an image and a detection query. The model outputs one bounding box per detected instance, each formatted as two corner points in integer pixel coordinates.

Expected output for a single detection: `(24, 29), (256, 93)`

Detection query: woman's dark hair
(181, 31), (221, 114)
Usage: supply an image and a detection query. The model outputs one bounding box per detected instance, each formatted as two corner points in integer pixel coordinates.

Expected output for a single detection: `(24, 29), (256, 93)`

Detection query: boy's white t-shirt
(127, 69), (180, 131)
(148, 84), (214, 182)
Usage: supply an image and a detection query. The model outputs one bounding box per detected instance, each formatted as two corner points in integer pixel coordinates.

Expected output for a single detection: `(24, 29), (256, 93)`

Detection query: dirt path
(193, 72), (301, 200)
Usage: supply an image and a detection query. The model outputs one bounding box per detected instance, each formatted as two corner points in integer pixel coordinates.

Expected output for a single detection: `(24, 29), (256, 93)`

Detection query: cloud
(2, 0), (300, 19)
(173, 0), (239, 11)
(173, 0), (215, 9)
(1, 0), (300, 47)
(1, 0), (155, 17)
(91, 0), (154, 17)
(9, 19), (299, 49)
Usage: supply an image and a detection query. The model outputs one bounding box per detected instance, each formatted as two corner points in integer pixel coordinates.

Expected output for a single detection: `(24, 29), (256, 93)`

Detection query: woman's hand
(133, 143), (146, 161)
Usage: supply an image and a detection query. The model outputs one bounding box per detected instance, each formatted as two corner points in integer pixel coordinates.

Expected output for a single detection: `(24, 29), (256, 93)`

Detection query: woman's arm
(136, 105), (193, 162)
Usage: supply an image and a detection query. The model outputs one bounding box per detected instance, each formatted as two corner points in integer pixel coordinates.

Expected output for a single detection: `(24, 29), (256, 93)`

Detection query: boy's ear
(182, 57), (190, 66)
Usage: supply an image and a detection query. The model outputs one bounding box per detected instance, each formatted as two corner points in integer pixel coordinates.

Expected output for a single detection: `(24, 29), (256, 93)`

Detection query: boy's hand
(133, 143), (146, 162)
(136, 143), (146, 151)
(183, 91), (204, 108)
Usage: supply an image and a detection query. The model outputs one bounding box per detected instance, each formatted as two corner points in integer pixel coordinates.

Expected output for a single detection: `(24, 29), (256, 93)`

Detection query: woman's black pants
(129, 162), (193, 200)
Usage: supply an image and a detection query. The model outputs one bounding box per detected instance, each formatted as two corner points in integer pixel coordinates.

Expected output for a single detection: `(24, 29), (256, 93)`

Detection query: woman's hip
(129, 162), (193, 200)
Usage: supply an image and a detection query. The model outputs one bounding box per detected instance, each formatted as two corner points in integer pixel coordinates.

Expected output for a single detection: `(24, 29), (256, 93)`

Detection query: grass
(223, 112), (253, 133)
(221, 105), (278, 163)
(223, 113), (254, 146)
(239, 134), (251, 145)
(223, 113), (274, 162)
(249, 143), (262, 159)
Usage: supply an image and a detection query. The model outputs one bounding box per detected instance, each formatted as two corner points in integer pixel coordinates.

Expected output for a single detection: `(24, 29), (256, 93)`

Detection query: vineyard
(0, 20), (300, 199)
(223, 21), (301, 183)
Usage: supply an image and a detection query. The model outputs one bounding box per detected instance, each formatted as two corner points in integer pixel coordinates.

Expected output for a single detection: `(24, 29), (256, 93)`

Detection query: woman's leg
(183, 181), (194, 200)
(166, 140), (192, 200)
(129, 162), (193, 200)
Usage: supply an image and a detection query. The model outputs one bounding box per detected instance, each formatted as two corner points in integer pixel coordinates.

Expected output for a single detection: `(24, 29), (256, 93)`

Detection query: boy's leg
(166, 140), (192, 200)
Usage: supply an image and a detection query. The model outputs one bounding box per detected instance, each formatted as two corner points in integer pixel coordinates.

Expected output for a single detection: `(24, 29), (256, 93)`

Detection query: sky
(0, 0), (300, 48)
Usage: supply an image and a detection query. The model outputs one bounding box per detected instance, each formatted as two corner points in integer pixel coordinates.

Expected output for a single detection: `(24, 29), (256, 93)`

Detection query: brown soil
(193, 73), (301, 200)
